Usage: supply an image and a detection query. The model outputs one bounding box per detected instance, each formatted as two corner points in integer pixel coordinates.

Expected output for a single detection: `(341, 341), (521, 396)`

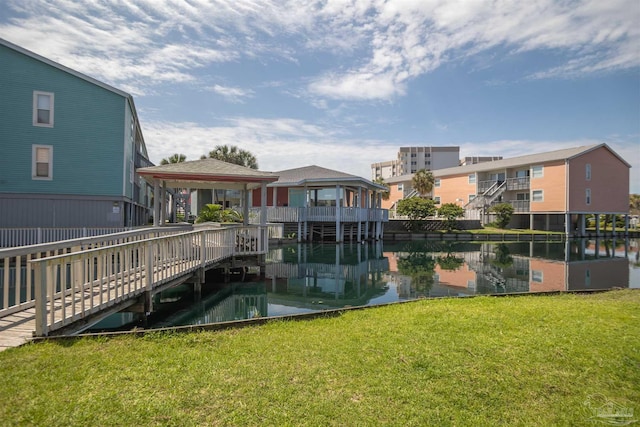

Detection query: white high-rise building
(372, 146), (460, 180)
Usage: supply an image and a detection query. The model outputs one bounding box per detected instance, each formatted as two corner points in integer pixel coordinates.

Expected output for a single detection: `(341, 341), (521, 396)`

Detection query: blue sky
(1, 0), (638, 192)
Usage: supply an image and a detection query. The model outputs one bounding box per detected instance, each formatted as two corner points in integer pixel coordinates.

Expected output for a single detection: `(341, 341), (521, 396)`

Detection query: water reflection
(90, 238), (638, 331)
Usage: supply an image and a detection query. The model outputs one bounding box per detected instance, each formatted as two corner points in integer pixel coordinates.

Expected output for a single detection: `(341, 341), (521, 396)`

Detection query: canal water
(90, 238), (639, 332)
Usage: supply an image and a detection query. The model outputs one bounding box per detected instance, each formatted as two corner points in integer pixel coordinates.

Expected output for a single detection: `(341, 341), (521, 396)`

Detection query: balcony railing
(134, 152), (154, 169)
(506, 177), (530, 191)
(249, 207), (389, 224)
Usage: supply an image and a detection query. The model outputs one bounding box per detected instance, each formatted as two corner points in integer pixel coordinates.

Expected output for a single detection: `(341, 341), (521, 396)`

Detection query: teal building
(0, 38), (154, 227)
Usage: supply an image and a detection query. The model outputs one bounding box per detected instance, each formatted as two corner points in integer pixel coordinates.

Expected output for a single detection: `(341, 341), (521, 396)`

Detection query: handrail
(28, 226), (267, 336)
(0, 226), (190, 318)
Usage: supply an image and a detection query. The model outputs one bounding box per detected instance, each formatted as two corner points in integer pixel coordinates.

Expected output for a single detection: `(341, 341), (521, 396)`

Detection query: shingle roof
(271, 165), (386, 191)
(435, 143), (633, 176)
(137, 158), (278, 189)
(385, 143), (629, 183)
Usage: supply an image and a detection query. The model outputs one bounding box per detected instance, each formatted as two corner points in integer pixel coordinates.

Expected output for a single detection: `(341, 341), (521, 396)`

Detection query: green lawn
(1, 290), (638, 426)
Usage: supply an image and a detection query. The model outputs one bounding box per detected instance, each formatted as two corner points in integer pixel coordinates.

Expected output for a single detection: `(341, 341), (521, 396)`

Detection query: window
(397, 184), (403, 191)
(532, 270), (543, 283)
(32, 145), (53, 180)
(468, 195), (476, 202)
(434, 196), (441, 204)
(586, 188), (591, 205)
(532, 190), (543, 202)
(33, 91), (54, 127)
(586, 163), (591, 181)
(434, 178), (440, 188)
(516, 193), (530, 201)
(532, 165), (543, 178)
(468, 174), (476, 184)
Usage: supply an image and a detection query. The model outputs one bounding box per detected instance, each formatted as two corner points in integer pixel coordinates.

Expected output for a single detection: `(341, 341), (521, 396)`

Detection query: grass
(1, 290), (639, 426)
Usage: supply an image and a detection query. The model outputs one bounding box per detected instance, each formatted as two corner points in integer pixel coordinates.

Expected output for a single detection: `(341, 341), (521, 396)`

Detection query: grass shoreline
(1, 290), (638, 426)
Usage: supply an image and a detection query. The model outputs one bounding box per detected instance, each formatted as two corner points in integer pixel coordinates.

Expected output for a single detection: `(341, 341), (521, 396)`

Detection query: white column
(160, 181), (167, 225)
(335, 184), (342, 243)
(565, 213), (571, 236)
(153, 179), (160, 226)
(261, 182), (267, 226)
(272, 187), (278, 207)
(243, 185), (250, 226)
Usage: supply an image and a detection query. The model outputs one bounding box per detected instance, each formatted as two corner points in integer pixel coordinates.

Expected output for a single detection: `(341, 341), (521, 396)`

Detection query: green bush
(196, 204), (243, 223)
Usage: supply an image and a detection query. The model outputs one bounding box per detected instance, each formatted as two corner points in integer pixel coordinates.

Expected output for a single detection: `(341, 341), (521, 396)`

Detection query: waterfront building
(384, 144), (631, 234)
(0, 38), (154, 227)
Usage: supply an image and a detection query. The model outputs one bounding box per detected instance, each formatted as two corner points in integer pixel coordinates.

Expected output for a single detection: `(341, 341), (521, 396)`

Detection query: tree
(204, 145), (258, 169)
(396, 197), (437, 221)
(374, 177), (390, 201)
(160, 153), (186, 165)
(411, 169), (435, 198)
(489, 203), (514, 229)
(438, 203), (465, 231)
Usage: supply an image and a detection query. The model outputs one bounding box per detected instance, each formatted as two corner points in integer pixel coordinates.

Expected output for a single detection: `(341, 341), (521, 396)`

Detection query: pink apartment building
(383, 144), (631, 235)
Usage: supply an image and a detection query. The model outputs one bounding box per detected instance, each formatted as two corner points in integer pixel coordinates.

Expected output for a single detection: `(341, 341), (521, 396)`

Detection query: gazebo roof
(271, 165), (386, 191)
(137, 158), (279, 190)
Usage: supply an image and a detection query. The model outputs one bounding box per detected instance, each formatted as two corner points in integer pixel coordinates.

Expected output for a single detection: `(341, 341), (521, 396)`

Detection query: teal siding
(0, 44), (125, 197)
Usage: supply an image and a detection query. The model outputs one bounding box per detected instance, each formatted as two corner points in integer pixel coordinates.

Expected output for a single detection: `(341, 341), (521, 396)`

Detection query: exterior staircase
(465, 180), (507, 209)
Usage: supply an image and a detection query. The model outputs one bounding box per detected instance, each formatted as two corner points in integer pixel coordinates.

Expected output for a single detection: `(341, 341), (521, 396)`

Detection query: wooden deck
(0, 225), (267, 351)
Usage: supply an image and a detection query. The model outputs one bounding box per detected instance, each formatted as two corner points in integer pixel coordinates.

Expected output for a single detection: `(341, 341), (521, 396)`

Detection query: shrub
(489, 203), (514, 229)
(438, 203), (465, 231)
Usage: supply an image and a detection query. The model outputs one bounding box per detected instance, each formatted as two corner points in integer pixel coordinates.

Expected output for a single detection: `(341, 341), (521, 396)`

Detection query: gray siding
(0, 194), (125, 227)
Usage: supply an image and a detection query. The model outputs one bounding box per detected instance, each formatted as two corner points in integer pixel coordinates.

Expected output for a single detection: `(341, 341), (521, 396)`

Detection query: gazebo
(136, 158), (279, 227)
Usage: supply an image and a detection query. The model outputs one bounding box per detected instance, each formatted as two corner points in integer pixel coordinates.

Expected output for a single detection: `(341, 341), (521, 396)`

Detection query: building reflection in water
(384, 239), (632, 299)
(140, 238), (635, 329)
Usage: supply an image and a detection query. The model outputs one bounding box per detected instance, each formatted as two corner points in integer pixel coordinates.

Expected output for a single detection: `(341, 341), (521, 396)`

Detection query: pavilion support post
(243, 185), (250, 226)
(595, 214), (601, 236)
(335, 185), (342, 243)
(160, 181), (167, 225)
(261, 182), (267, 226)
(153, 179), (160, 227)
(625, 214), (629, 237)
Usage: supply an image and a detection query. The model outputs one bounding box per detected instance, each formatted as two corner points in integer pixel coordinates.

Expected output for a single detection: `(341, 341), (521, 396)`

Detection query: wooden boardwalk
(0, 225), (267, 351)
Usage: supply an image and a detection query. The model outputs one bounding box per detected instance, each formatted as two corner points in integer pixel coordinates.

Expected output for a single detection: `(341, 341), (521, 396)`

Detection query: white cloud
(208, 85), (254, 103)
(2, 0), (636, 103)
(142, 118), (396, 179)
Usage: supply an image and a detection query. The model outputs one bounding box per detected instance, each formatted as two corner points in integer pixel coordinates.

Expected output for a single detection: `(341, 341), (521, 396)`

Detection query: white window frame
(468, 174), (476, 184)
(531, 165), (543, 179)
(397, 183), (403, 191)
(32, 144), (53, 180)
(468, 194), (476, 203)
(586, 163), (591, 181)
(434, 196), (441, 204)
(532, 190), (543, 202)
(33, 91), (54, 127)
(434, 178), (440, 188)
(586, 188), (591, 205)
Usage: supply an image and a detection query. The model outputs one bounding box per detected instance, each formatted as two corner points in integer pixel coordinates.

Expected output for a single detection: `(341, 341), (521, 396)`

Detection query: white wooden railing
(249, 207), (388, 224)
(28, 226), (266, 336)
(0, 227), (137, 248)
(0, 226), (190, 319)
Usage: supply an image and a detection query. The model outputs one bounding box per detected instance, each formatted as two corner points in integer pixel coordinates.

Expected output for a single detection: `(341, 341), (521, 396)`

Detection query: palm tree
(205, 145), (258, 169)
(412, 169), (435, 198)
(160, 153), (186, 165)
(374, 177), (390, 201)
